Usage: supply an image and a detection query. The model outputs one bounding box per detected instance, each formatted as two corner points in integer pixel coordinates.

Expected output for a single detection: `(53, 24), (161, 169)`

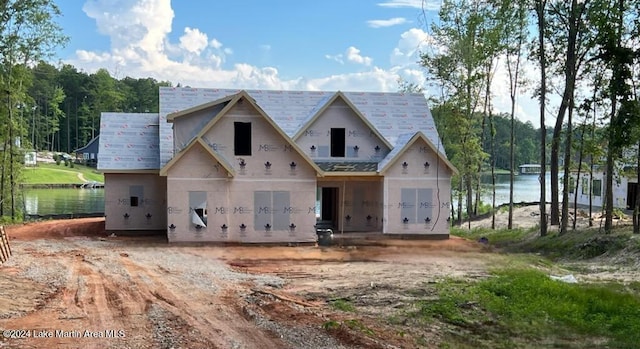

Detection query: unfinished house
(98, 87), (457, 243)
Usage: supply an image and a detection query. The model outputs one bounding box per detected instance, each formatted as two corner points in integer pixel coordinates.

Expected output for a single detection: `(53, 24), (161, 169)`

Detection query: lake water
(21, 173), (555, 216)
(22, 188), (105, 217)
(481, 172), (553, 206)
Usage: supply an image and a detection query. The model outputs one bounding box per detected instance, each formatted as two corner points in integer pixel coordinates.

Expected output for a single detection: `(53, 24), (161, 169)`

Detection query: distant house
(24, 151), (36, 166)
(570, 168), (638, 210)
(74, 136), (99, 167)
(98, 87), (457, 243)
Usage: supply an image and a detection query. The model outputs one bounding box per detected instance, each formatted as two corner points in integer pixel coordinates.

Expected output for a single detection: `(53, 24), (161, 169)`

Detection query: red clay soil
(1, 218), (490, 349)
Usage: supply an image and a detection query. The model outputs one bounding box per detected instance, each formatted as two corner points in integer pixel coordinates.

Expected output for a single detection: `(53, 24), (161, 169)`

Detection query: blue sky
(54, 0), (542, 125)
(55, 0), (439, 88)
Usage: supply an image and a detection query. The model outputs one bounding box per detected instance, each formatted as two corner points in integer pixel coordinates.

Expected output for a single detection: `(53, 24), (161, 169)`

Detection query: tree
(593, 0), (640, 232)
(0, 0), (67, 220)
(500, 0), (529, 229)
(422, 0), (490, 226)
(534, 0), (549, 236)
(546, 0), (592, 227)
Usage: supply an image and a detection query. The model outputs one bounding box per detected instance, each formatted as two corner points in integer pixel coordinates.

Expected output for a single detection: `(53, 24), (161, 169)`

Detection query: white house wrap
(98, 87), (457, 242)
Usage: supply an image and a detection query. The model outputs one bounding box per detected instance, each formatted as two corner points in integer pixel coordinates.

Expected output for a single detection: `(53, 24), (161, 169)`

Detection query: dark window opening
(130, 196), (139, 207)
(234, 122), (252, 155)
(593, 179), (602, 197)
(330, 128), (345, 157)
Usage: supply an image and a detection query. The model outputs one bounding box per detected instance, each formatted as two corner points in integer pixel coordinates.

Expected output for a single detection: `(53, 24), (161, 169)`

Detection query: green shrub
(330, 298), (355, 312)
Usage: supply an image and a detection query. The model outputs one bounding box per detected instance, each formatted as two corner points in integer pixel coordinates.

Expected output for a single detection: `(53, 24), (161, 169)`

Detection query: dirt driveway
(0, 219), (491, 349)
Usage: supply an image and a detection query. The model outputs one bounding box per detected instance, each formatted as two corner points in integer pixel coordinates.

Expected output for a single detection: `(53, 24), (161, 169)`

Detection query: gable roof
(160, 90), (323, 176)
(378, 131), (458, 175)
(158, 87), (444, 168)
(159, 138), (235, 177)
(292, 91), (393, 149)
(99, 88), (447, 172)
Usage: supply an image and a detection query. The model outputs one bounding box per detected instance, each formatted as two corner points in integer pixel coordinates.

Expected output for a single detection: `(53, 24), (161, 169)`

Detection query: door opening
(319, 187), (339, 228)
(627, 182), (638, 210)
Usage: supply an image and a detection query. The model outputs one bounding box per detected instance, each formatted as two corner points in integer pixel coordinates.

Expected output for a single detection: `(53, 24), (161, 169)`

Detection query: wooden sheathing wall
(295, 98), (391, 161)
(383, 139), (453, 236)
(166, 102), (318, 243)
(104, 173), (167, 231)
(317, 178), (384, 233)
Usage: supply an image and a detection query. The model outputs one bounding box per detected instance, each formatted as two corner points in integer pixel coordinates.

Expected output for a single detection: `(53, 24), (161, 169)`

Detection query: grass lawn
(428, 225), (640, 348)
(21, 163), (104, 184)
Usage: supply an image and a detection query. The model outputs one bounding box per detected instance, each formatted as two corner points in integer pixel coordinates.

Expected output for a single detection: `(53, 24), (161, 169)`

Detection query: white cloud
(210, 38), (223, 49)
(179, 27), (208, 54)
(367, 17), (409, 28)
(377, 0), (441, 11)
(390, 28), (434, 67)
(82, 0), (174, 57)
(325, 54), (344, 64)
(326, 47), (373, 66)
(70, 1), (431, 95)
(346, 47), (373, 66)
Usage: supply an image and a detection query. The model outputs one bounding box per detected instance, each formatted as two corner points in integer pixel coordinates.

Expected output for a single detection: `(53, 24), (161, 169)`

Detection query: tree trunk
(466, 178), (473, 230)
(634, 143), (640, 234)
(457, 181), (463, 225)
(8, 93), (15, 219)
(0, 136), (6, 217)
(605, 132), (614, 232)
(509, 98), (515, 229)
(475, 113), (487, 216)
(536, 0), (548, 236)
(605, 0), (625, 233)
(561, 103), (574, 234)
(489, 101), (496, 230)
(573, 124), (585, 230)
(550, 0), (581, 227)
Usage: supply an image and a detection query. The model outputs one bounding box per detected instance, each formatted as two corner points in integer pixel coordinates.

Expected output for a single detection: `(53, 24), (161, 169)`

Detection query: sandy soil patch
(461, 203), (627, 231)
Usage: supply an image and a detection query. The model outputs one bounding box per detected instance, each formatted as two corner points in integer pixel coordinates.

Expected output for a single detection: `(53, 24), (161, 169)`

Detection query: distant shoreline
(20, 183), (104, 189)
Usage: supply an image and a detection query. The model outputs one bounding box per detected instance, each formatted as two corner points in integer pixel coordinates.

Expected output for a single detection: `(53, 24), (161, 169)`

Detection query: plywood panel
(104, 174), (167, 231)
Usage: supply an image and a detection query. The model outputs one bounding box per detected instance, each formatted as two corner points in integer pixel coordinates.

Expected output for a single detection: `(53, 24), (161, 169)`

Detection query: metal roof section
(98, 112), (160, 171)
(378, 131), (458, 175)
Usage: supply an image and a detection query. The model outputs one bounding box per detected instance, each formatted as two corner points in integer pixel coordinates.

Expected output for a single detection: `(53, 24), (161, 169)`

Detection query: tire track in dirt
(119, 255), (287, 349)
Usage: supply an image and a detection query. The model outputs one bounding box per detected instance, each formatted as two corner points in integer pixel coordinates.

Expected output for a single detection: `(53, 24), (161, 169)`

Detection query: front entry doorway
(319, 187), (339, 229)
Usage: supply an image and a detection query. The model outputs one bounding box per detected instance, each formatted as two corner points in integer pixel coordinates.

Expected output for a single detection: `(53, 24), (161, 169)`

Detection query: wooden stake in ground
(0, 226), (12, 263)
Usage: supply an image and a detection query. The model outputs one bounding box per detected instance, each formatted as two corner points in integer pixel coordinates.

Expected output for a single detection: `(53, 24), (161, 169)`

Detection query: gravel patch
(127, 249), (285, 292)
